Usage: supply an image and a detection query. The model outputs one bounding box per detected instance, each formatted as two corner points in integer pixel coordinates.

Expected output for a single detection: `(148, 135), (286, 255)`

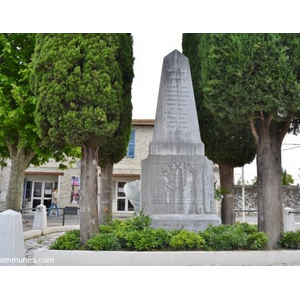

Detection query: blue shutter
(127, 129), (135, 158)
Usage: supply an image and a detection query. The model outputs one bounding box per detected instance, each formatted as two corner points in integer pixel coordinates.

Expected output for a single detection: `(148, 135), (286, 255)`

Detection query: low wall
(34, 249), (300, 266)
(234, 185), (300, 213)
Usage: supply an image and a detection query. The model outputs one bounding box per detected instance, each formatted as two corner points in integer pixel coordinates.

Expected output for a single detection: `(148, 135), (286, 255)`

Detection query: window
(126, 129), (135, 158)
(116, 181), (134, 212)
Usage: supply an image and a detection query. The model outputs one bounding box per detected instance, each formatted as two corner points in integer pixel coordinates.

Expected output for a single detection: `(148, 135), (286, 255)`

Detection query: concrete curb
(34, 249), (300, 266)
(23, 225), (79, 240)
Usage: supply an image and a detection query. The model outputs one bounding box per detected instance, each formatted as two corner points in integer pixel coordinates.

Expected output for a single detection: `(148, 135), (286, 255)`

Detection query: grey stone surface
(150, 49), (204, 156)
(142, 155), (215, 214)
(32, 204), (47, 231)
(141, 50), (220, 230)
(0, 210), (25, 265)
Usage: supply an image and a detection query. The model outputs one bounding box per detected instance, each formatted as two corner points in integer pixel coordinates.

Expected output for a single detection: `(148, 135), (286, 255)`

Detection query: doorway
(30, 181), (56, 209)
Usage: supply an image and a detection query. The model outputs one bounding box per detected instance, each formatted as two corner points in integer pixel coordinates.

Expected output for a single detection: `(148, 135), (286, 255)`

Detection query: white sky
(131, 33), (300, 185)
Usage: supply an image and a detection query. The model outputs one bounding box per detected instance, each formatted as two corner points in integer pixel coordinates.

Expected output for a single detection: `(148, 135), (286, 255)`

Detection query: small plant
(126, 228), (160, 251)
(279, 230), (300, 249)
(87, 233), (121, 251)
(199, 224), (248, 251)
(50, 230), (81, 250)
(170, 230), (205, 250)
(130, 212), (152, 230)
(246, 232), (268, 250)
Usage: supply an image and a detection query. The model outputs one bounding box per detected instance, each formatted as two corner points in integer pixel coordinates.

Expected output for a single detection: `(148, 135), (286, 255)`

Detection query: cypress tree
(182, 33), (256, 225)
(31, 34), (122, 245)
(199, 34), (300, 249)
(98, 33), (134, 224)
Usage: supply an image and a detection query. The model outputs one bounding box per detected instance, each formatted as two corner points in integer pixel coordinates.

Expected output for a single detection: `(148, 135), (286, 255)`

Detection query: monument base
(150, 214), (221, 232)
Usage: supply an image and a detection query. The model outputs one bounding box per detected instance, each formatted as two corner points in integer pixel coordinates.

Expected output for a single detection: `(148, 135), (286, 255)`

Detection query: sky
(131, 33), (300, 185)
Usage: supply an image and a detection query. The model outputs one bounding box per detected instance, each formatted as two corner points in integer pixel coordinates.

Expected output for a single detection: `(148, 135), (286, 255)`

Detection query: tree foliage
(182, 33), (256, 225)
(0, 33), (77, 210)
(31, 33), (124, 245)
(200, 34), (300, 134)
(31, 34), (122, 148)
(182, 33), (256, 167)
(198, 33), (300, 249)
(98, 33), (134, 166)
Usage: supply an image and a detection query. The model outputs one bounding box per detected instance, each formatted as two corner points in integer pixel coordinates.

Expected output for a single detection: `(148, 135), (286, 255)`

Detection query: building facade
(0, 119), (219, 217)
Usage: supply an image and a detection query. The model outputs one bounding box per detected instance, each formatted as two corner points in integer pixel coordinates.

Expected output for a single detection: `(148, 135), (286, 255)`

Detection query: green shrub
(199, 224), (248, 251)
(279, 230), (300, 249)
(125, 227), (171, 251)
(50, 230), (81, 250)
(99, 224), (114, 234)
(246, 232), (269, 250)
(87, 233), (121, 251)
(130, 212), (152, 230)
(126, 228), (157, 251)
(170, 230), (205, 250)
(235, 222), (258, 235)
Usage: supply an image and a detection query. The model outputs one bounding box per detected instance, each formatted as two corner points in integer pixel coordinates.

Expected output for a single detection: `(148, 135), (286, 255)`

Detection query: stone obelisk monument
(141, 50), (221, 231)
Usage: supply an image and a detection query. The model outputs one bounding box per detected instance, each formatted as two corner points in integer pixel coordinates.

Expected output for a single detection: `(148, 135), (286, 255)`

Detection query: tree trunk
(256, 119), (284, 250)
(6, 146), (35, 211)
(99, 161), (113, 225)
(80, 141), (100, 246)
(219, 163), (235, 225)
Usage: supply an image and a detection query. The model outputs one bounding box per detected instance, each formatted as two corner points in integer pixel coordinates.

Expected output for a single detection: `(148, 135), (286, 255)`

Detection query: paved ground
(22, 212), (80, 231)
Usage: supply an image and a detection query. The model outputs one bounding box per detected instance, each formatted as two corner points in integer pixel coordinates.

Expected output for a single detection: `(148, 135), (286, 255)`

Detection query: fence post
(283, 207), (295, 232)
(0, 210), (25, 266)
(32, 204), (47, 232)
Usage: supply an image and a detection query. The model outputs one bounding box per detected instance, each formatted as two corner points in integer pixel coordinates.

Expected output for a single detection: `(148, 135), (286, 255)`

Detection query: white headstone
(0, 210), (25, 266)
(32, 204), (47, 231)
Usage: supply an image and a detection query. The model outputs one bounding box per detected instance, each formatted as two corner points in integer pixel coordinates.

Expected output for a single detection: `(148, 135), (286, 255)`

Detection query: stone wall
(234, 185), (300, 213)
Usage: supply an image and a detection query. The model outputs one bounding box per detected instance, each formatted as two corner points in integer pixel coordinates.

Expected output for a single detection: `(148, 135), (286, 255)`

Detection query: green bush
(50, 215), (272, 252)
(170, 230), (205, 250)
(199, 224), (248, 251)
(87, 233), (121, 251)
(246, 232), (269, 250)
(99, 224), (114, 234)
(50, 230), (81, 250)
(234, 222), (258, 235)
(125, 228), (171, 251)
(279, 230), (300, 249)
(131, 212), (152, 230)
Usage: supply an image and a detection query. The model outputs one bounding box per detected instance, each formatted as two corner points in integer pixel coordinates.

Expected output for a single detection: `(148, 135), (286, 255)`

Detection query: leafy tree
(199, 33), (300, 249)
(31, 34), (122, 245)
(0, 33), (76, 211)
(98, 34), (134, 224)
(252, 169), (294, 186)
(282, 168), (294, 185)
(182, 34), (256, 225)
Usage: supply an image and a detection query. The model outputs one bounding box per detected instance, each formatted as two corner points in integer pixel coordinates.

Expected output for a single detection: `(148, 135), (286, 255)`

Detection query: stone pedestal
(0, 210), (25, 266)
(141, 50), (221, 231)
(32, 204), (47, 231)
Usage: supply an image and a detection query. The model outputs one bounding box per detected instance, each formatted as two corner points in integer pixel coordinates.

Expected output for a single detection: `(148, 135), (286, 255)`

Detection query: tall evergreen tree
(98, 33), (134, 224)
(199, 33), (300, 249)
(182, 34), (256, 225)
(31, 34), (122, 245)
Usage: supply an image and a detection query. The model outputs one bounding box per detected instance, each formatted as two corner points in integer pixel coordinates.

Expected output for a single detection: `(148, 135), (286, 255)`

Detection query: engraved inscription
(152, 162), (197, 204)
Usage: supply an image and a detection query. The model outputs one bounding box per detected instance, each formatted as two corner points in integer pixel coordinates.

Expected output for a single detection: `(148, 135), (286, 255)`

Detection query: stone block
(32, 204), (47, 231)
(0, 210), (25, 266)
(141, 155), (215, 215)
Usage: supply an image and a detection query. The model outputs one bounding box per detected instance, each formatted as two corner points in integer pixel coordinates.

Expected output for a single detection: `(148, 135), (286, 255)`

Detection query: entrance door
(32, 181), (54, 209)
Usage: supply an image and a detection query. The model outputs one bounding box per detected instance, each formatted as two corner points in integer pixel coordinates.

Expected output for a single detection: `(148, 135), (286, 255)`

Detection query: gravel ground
(24, 232), (65, 265)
